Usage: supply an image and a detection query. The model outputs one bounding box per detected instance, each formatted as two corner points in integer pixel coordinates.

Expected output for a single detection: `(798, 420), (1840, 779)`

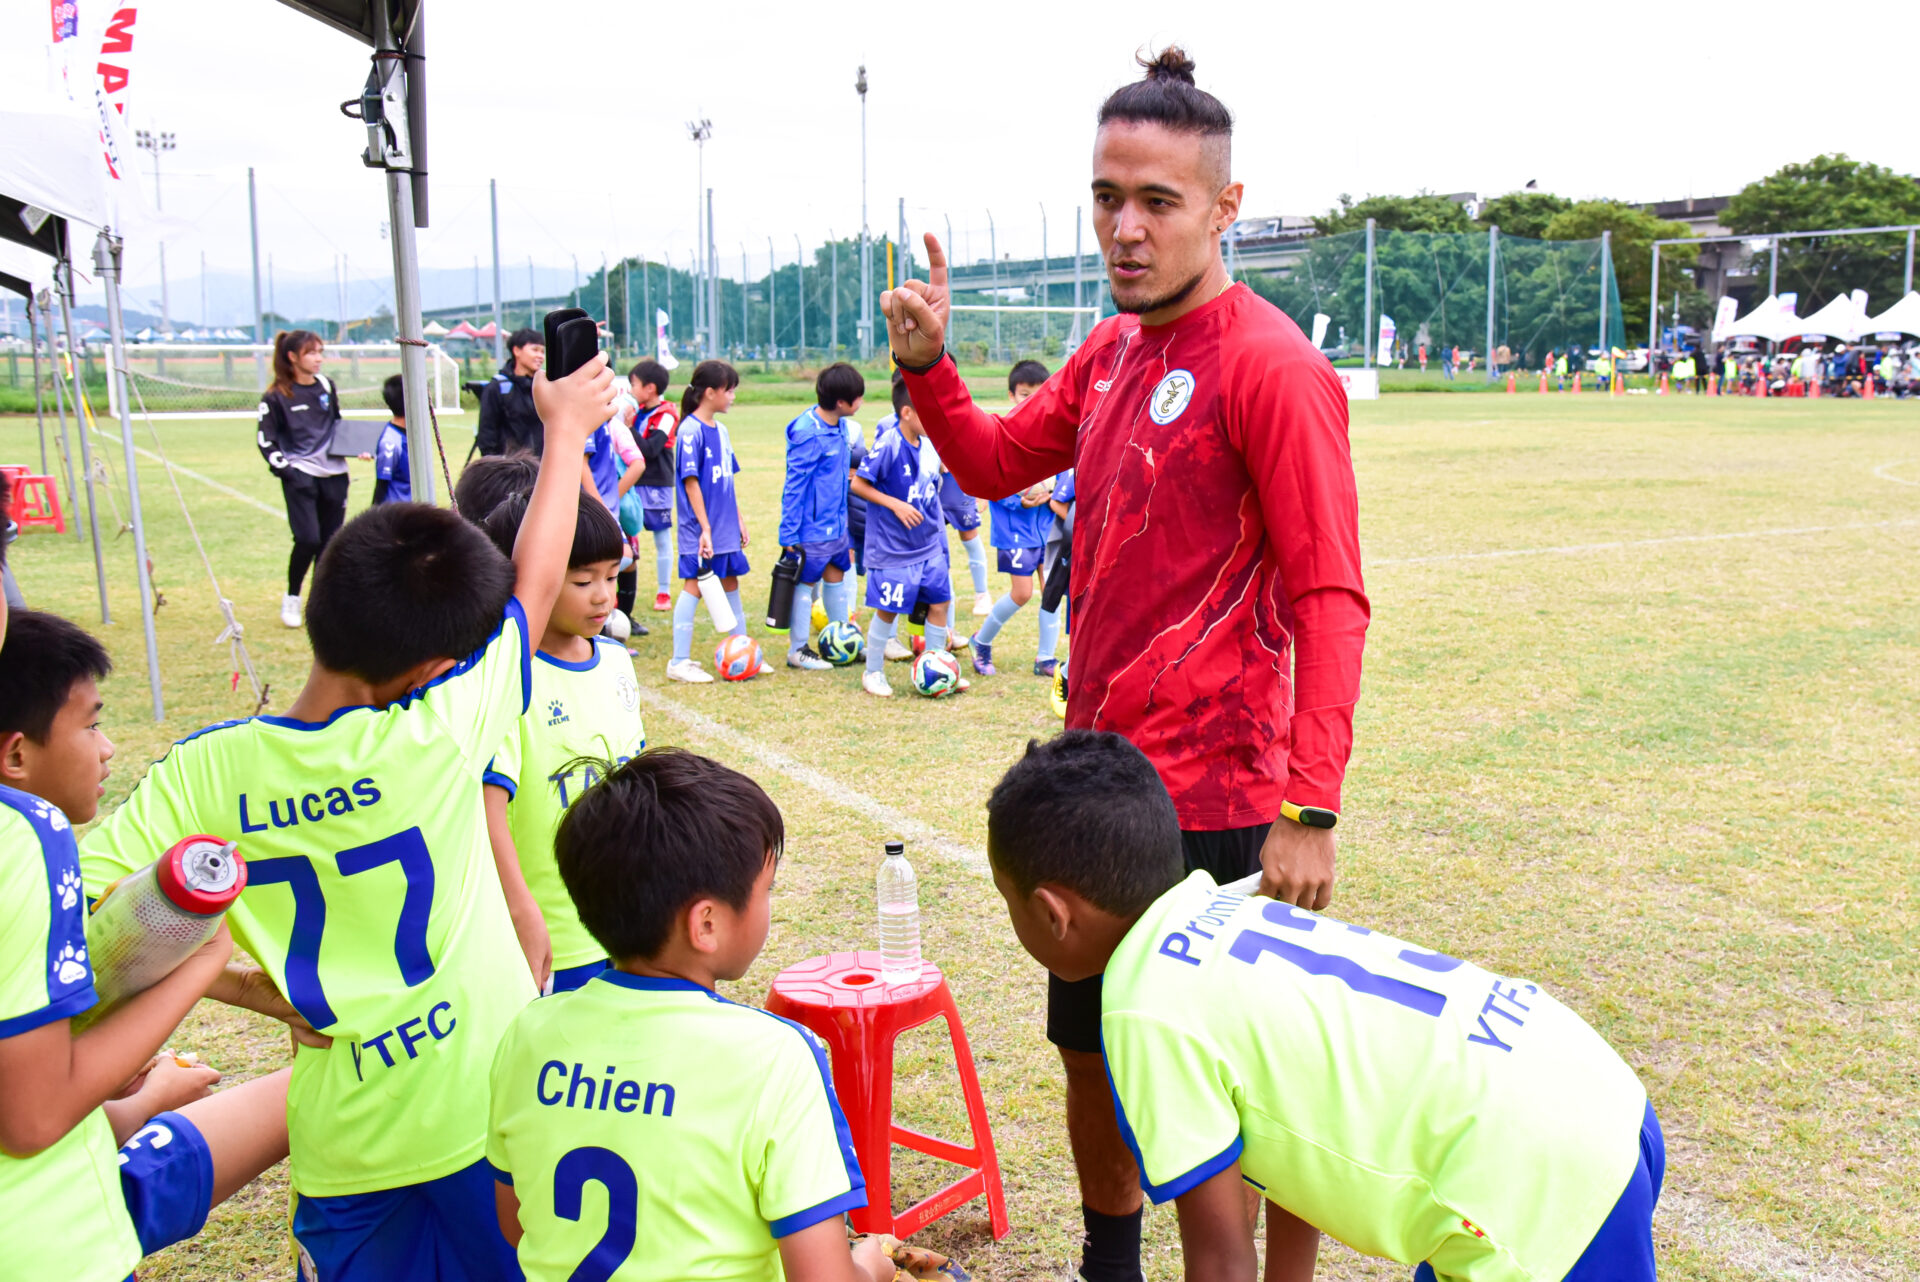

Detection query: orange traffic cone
(1538, 371), (1548, 393)
(1760, 374), (1768, 398)
(1864, 373), (1875, 400)
(1657, 372), (1669, 395)
(1707, 373), (1718, 396)
(1572, 374), (1582, 395)
(1506, 373), (1516, 393)
(1809, 376), (1820, 399)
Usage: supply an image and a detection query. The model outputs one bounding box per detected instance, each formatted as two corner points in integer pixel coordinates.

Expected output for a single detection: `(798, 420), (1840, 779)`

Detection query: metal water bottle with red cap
(78, 836), (246, 1026)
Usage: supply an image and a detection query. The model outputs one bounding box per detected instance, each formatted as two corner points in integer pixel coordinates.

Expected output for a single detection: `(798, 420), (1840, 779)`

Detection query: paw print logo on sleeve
(56, 867), (81, 911)
(54, 941), (89, 986)
(28, 799), (70, 833)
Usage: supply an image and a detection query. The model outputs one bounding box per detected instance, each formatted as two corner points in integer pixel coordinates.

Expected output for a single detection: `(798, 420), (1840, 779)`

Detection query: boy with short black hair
(488, 748), (891, 1282)
(81, 351), (620, 1278)
(848, 375), (971, 698)
(627, 360), (679, 613)
(455, 451), (540, 524)
(778, 362), (865, 670)
(988, 730), (1663, 1282)
(479, 327), (549, 456)
(0, 608), (292, 1282)
(478, 491), (643, 995)
(372, 373), (411, 505)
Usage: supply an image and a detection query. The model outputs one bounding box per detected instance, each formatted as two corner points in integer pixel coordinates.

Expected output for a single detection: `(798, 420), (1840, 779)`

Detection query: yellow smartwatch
(1280, 801), (1339, 830)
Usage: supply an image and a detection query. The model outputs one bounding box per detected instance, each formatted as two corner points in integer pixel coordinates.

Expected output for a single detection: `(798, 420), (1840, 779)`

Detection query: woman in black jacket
(255, 329), (348, 627)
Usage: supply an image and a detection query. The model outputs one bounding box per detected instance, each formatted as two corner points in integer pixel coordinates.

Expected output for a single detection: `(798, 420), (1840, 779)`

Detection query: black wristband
(894, 347), (946, 376)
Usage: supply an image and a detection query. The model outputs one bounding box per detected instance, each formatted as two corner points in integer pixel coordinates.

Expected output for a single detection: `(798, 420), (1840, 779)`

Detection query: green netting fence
(1240, 228), (1626, 370)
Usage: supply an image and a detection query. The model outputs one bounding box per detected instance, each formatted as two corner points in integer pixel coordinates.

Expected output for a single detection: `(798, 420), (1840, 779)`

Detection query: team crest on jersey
(614, 670), (638, 713)
(1149, 369), (1195, 425)
(546, 699), (569, 727)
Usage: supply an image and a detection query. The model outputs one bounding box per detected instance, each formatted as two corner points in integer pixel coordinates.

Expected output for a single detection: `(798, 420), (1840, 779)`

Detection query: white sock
(865, 615), (894, 675)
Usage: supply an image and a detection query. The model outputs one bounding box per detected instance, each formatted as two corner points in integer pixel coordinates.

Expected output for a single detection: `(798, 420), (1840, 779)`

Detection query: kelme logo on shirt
(547, 699), (569, 727)
(1149, 369), (1196, 425)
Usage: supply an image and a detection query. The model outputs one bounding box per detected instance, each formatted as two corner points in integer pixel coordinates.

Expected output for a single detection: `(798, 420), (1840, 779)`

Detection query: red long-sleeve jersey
(905, 283), (1369, 827)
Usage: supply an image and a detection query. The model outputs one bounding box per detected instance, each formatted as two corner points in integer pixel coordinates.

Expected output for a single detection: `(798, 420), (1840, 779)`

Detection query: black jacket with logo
(476, 363), (543, 456)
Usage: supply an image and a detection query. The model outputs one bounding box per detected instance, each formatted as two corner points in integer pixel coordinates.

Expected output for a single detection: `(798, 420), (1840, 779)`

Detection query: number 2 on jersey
(1227, 900), (1463, 1018)
(554, 1146), (639, 1282)
(246, 827), (438, 1028)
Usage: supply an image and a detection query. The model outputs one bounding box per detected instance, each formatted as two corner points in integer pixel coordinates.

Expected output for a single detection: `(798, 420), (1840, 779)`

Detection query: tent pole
(370, 0), (436, 505)
(28, 293), (47, 476)
(56, 253), (110, 624)
(39, 292), (81, 542)
(1648, 244), (1660, 354)
(94, 231), (163, 719)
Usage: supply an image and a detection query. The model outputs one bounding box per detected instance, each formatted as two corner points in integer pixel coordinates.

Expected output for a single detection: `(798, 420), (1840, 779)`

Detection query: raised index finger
(923, 232), (947, 290)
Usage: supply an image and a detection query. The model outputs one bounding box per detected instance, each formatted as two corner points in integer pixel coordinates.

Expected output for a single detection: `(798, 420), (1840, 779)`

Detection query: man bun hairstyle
(987, 729), (1184, 916)
(1097, 46), (1233, 139)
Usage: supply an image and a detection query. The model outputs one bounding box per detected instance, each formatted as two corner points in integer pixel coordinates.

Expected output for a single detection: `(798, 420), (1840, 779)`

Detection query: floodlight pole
(490, 178), (504, 361)
(687, 119), (711, 354)
(1768, 238), (1777, 298)
(1039, 202), (1049, 347)
(1073, 206), (1084, 347)
(1906, 229), (1914, 295)
(1485, 225), (1498, 382)
(1362, 218), (1375, 366)
(248, 167), (266, 390)
(527, 257), (535, 329)
(830, 235), (839, 355)
(600, 252), (609, 334)
(988, 210), (999, 361)
(621, 256), (631, 353)
(857, 65), (871, 360)
(707, 190), (718, 357)
(740, 243), (749, 355)
(94, 232), (164, 720)
(768, 236), (776, 355)
(55, 256), (109, 623)
(795, 234), (805, 358)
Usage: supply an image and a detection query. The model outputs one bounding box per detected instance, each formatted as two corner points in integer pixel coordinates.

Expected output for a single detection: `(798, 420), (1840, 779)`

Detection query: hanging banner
(1709, 296), (1738, 344)
(1376, 313), (1396, 366)
(654, 308), (679, 371)
(85, 5), (140, 187)
(1309, 312), (1330, 350)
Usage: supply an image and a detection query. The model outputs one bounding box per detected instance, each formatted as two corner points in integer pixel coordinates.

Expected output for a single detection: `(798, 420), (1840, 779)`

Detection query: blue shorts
(940, 475), (981, 532)
(546, 959), (610, 994)
(1414, 1100), (1664, 1282)
(866, 556), (951, 614)
(678, 549), (750, 581)
(796, 535), (853, 584)
(292, 1157), (522, 1282)
(997, 545), (1044, 576)
(118, 1109), (214, 1256)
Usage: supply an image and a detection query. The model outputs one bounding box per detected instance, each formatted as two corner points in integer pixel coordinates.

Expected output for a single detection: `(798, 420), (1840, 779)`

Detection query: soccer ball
(810, 598), (829, 634)
(602, 608), (632, 642)
(817, 621), (865, 666)
(910, 649), (962, 698)
(714, 634), (764, 681)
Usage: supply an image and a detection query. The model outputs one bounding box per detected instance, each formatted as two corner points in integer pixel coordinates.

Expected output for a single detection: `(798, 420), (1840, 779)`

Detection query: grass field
(4, 390), (1916, 1281)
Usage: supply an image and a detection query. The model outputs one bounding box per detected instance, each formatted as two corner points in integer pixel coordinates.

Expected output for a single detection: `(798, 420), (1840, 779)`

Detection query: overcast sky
(15, 0), (1914, 319)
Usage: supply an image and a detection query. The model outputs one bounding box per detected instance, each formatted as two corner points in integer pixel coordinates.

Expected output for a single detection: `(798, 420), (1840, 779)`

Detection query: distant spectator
(477, 328), (546, 456)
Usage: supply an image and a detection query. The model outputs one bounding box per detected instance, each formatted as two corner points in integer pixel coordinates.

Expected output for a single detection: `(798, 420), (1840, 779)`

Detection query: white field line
(1872, 458), (1919, 486)
(1368, 516), (1920, 568)
(633, 684), (987, 872)
(89, 426), (286, 520)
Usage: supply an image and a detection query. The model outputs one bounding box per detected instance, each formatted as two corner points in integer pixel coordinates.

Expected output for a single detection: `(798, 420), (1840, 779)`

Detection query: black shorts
(1045, 822), (1268, 1054)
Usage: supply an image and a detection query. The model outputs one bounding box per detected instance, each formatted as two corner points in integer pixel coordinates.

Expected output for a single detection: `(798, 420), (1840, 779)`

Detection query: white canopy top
(0, 239), (56, 294)
(1864, 291), (1920, 338)
(0, 82), (110, 234)
(1722, 294), (1802, 342)
(1789, 293), (1869, 342)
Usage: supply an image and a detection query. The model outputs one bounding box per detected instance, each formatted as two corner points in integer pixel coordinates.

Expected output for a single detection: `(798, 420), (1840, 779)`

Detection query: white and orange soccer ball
(714, 634), (764, 681)
(910, 648), (962, 697)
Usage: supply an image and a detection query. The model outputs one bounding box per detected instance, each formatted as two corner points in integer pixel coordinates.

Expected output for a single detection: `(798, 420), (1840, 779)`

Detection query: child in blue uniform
(668, 360), (765, 684)
(967, 366), (1063, 677)
(778, 363), (865, 670)
(848, 374), (970, 698)
(371, 375), (411, 505)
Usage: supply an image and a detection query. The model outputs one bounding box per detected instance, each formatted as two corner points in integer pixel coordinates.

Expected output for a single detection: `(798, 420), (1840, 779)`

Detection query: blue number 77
(246, 828), (438, 1029)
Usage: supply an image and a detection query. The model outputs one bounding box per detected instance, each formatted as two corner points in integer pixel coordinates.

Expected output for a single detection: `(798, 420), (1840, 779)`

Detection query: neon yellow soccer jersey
(80, 602), (541, 1198)
(484, 638), (644, 970)
(1101, 872), (1647, 1282)
(488, 972), (866, 1281)
(0, 785), (143, 1282)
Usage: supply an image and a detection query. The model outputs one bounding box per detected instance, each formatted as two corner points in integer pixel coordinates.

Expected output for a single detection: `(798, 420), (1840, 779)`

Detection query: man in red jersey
(885, 48), (1368, 1282)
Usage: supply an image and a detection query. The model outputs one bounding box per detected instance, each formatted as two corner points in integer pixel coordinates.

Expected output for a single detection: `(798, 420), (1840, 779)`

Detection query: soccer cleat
(972, 592), (993, 617)
(884, 636), (914, 663)
(1051, 665), (1068, 720)
(630, 619), (649, 637)
(954, 675), (971, 693)
(947, 630), (969, 651)
(786, 647), (832, 671)
(971, 640), (996, 676)
(652, 592), (672, 611)
(853, 1234), (971, 1282)
(862, 670), (894, 698)
(280, 594), (303, 628)
(665, 658), (714, 684)
(1033, 658), (1057, 678)
(754, 660), (776, 677)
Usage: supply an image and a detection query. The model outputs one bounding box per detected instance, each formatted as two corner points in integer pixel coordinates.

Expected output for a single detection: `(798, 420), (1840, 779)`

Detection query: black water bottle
(765, 549), (801, 633)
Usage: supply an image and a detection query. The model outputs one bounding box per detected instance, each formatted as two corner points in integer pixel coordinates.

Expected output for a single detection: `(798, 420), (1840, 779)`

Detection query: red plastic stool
(4, 470), (64, 534)
(765, 951), (1009, 1241)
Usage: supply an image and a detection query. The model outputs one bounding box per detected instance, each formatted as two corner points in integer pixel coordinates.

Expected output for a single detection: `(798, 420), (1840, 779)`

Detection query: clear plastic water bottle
(876, 841), (922, 986)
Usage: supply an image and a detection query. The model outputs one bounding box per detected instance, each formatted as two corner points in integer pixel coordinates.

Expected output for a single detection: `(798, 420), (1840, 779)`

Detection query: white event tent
(1788, 293), (1869, 344)
(1865, 292), (1920, 338)
(1722, 294), (1803, 343)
